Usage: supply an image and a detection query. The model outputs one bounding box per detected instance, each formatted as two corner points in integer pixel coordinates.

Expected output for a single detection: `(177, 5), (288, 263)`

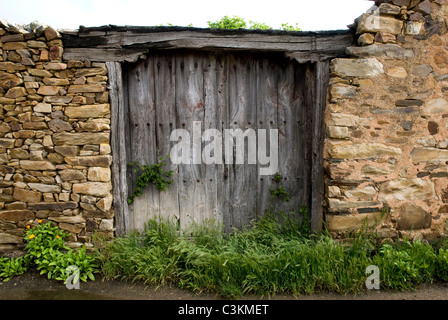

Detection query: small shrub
(0, 256), (28, 281)
(0, 221), (98, 284)
(207, 16), (247, 29)
(436, 248), (448, 281)
(281, 23), (301, 31)
(127, 157), (174, 205)
(270, 186), (290, 202)
(207, 16), (300, 31)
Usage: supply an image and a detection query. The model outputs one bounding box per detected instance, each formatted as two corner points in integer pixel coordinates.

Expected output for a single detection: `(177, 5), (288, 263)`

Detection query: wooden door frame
(61, 27), (350, 235)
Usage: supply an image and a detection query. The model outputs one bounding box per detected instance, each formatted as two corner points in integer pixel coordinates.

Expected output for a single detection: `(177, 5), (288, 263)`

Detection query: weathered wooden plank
(300, 63), (316, 227)
(276, 59), (303, 218)
(154, 53), (180, 223)
(175, 52), (206, 231)
(63, 32), (123, 48)
(216, 54), (231, 232)
(256, 56), (279, 220)
(127, 58), (160, 231)
(64, 29), (352, 51)
(202, 53), (223, 228)
(63, 48), (146, 62)
(119, 30), (351, 49)
(62, 29), (353, 62)
(310, 60), (330, 234)
(225, 53), (239, 230)
(190, 54), (208, 230)
(225, 53), (258, 229)
(106, 61), (130, 235)
(244, 55), (259, 226)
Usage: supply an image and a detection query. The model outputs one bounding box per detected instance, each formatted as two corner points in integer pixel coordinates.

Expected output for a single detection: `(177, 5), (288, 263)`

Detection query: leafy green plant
(248, 20), (271, 30)
(270, 186), (290, 202)
(24, 220), (68, 256)
(25, 222), (98, 283)
(269, 173), (290, 202)
(273, 172), (283, 183)
(207, 16), (300, 31)
(127, 156), (174, 205)
(0, 256), (28, 281)
(281, 23), (302, 31)
(436, 247), (448, 281)
(207, 16), (247, 29)
(0, 221), (98, 284)
(157, 23), (194, 27)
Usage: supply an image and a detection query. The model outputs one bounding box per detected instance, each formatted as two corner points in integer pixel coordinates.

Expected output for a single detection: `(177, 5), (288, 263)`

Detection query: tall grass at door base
(95, 213), (448, 298)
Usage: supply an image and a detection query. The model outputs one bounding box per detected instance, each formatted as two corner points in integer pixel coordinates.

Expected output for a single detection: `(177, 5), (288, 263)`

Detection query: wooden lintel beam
(62, 28), (353, 63)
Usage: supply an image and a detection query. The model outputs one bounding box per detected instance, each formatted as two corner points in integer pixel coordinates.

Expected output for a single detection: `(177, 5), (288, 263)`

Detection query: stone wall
(325, 0), (448, 240)
(0, 21), (114, 255)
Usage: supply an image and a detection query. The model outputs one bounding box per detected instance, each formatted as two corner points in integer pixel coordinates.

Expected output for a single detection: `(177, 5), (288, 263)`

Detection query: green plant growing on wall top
(127, 156), (174, 205)
(280, 22), (301, 31)
(207, 16), (301, 31)
(207, 16), (248, 29)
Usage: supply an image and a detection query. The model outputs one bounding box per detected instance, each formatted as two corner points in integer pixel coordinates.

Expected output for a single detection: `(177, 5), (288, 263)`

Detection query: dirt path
(1, 269), (448, 300)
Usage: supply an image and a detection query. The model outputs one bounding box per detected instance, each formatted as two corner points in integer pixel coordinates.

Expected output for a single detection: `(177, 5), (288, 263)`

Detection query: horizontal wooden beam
(62, 26), (354, 63)
(63, 48), (146, 63)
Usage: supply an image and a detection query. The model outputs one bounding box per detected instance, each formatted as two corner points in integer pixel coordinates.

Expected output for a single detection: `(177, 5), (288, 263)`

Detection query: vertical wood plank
(107, 61), (130, 235)
(217, 54), (231, 232)
(202, 53), (224, 228)
(225, 53), (258, 229)
(175, 52), (206, 231)
(154, 52), (180, 223)
(300, 63), (313, 218)
(256, 55), (279, 220)
(310, 60), (330, 234)
(276, 59), (303, 218)
(191, 53), (207, 229)
(245, 55), (258, 226)
(128, 58), (160, 231)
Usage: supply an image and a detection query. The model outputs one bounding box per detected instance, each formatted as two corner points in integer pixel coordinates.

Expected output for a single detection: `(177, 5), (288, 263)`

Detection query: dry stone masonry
(325, 0), (448, 240)
(1, 0), (448, 255)
(0, 20), (113, 255)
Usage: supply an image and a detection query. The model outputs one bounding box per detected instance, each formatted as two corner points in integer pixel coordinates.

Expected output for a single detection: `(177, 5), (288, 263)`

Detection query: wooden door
(121, 50), (319, 232)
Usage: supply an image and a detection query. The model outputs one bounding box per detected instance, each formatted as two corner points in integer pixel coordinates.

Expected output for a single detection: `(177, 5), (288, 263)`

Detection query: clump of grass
(95, 215), (448, 299)
(95, 217), (181, 286)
